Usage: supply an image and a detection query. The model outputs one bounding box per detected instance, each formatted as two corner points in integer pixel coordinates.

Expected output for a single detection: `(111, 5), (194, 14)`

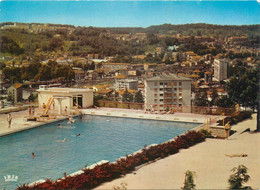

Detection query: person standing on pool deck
(224, 121), (231, 139)
(7, 113), (12, 128)
(28, 106), (31, 116)
(31, 106), (35, 115)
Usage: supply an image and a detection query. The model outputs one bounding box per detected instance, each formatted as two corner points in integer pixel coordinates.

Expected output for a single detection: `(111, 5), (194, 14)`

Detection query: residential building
(214, 59), (229, 81)
(7, 83), (23, 103)
(115, 75), (139, 91)
(204, 71), (213, 84)
(115, 74), (138, 90)
(144, 74), (192, 111)
(87, 54), (99, 60)
(102, 63), (129, 71)
(144, 63), (157, 70)
(72, 67), (85, 81)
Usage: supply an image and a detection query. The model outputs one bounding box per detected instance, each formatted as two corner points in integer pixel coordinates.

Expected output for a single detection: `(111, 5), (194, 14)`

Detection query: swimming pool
(0, 115), (199, 189)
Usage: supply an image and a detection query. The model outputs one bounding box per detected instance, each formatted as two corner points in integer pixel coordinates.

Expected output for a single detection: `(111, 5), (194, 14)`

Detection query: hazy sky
(1, 1), (259, 27)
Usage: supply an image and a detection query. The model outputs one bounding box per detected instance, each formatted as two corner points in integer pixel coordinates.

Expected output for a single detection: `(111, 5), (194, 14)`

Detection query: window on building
(160, 82), (163, 85)
(154, 99), (158, 103)
(73, 94), (83, 108)
(174, 99), (177, 102)
(154, 94), (158, 97)
(160, 94), (163, 96)
(179, 88), (182, 92)
(174, 93), (177, 97)
(179, 82), (182, 86)
(164, 82), (167, 85)
(159, 88), (163, 91)
(179, 93), (182, 97)
(160, 99), (163, 102)
(154, 82), (157, 86)
(168, 82), (172, 86)
(174, 88), (177, 91)
(154, 88), (158, 92)
(174, 82), (177, 86)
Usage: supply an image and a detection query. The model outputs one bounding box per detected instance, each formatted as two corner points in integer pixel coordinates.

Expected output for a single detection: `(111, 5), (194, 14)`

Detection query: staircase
(42, 96), (54, 116)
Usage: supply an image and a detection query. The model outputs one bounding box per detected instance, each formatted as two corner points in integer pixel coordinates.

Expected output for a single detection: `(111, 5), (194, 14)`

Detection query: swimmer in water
(76, 134), (81, 137)
(57, 138), (67, 142)
(68, 117), (75, 124)
(58, 124), (62, 128)
(31, 152), (36, 158)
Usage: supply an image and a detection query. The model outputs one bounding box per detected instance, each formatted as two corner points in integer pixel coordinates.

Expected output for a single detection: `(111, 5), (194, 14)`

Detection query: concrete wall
(210, 126), (226, 138)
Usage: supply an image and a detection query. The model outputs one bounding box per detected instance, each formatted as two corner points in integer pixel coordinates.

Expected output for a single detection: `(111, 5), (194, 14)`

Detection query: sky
(0, 1), (259, 27)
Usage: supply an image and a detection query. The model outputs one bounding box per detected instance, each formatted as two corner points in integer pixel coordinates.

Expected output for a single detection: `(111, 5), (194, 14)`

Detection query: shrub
(181, 170), (196, 190)
(198, 129), (213, 138)
(228, 165), (252, 190)
(217, 111), (252, 126)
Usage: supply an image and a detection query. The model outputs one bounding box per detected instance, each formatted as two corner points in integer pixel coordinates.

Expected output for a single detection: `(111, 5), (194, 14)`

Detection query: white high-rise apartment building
(144, 74), (192, 111)
(214, 59), (229, 81)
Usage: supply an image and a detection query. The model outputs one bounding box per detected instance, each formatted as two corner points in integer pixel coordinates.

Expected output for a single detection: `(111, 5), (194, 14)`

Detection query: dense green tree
(215, 95), (235, 108)
(193, 91), (209, 107)
(164, 37), (179, 46)
(210, 89), (219, 106)
(122, 89), (134, 103)
(134, 90), (144, 103)
(147, 34), (159, 45)
(227, 69), (258, 110)
(0, 36), (24, 55)
(0, 62), (6, 70)
(2, 67), (21, 83)
(48, 37), (63, 51)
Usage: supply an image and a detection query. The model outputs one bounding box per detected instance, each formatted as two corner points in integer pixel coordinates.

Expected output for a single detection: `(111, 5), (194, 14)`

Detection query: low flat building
(37, 85), (93, 115)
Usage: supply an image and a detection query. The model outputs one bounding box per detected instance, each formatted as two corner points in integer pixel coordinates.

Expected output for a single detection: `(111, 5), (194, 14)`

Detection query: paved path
(84, 108), (220, 124)
(96, 114), (259, 189)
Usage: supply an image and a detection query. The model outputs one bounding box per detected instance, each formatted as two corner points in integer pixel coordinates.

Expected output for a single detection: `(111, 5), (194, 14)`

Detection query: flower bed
(17, 131), (205, 190)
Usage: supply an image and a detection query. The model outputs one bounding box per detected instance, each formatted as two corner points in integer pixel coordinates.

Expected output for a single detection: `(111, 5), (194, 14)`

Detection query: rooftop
(11, 83), (22, 89)
(37, 87), (92, 93)
(146, 73), (192, 82)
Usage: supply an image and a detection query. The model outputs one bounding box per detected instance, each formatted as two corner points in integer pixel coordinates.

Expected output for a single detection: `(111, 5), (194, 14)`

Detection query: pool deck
(83, 108), (220, 124)
(0, 107), (69, 137)
(96, 114), (260, 189)
(0, 107), (219, 137)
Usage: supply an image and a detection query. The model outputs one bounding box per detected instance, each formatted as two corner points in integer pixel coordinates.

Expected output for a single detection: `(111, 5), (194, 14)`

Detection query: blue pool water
(0, 115), (199, 189)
